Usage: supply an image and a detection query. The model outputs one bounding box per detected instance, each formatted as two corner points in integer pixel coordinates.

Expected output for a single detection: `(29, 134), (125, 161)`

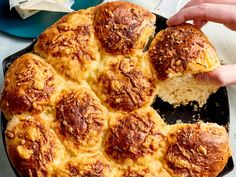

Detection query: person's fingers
(224, 24), (236, 31)
(167, 3), (236, 29)
(195, 64), (236, 86)
(182, 0), (236, 9)
(193, 20), (208, 28)
(195, 71), (225, 86)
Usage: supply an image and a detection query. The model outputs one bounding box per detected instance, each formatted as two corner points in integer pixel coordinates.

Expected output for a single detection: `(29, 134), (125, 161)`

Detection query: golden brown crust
(94, 1), (155, 55)
(52, 155), (114, 177)
(148, 24), (220, 80)
(34, 8), (100, 82)
(164, 123), (230, 177)
(90, 56), (156, 112)
(0, 53), (56, 118)
(122, 167), (155, 177)
(104, 109), (166, 162)
(5, 117), (65, 177)
(53, 87), (107, 154)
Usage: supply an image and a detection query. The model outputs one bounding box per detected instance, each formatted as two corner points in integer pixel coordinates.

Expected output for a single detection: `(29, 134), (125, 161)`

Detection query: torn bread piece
(148, 24), (220, 107)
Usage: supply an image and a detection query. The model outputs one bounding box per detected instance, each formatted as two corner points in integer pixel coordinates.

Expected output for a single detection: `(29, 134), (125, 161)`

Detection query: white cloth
(9, 0), (74, 19)
(9, 0), (74, 11)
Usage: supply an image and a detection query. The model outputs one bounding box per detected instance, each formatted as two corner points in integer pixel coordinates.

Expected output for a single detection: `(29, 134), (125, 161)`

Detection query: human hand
(167, 0), (236, 86)
(195, 64), (236, 86)
(167, 0), (236, 30)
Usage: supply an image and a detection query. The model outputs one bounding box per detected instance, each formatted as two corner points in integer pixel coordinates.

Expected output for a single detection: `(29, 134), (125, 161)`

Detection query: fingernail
(166, 18), (172, 26)
(166, 20), (170, 26)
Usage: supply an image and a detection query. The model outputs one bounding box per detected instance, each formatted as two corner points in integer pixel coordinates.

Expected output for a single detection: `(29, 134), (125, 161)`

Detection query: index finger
(167, 3), (236, 27)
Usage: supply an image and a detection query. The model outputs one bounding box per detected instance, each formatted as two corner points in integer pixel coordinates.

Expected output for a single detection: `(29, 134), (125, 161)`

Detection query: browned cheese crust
(34, 8), (99, 82)
(122, 166), (156, 177)
(104, 109), (166, 162)
(90, 57), (156, 112)
(148, 24), (220, 80)
(164, 123), (230, 177)
(53, 87), (108, 154)
(94, 1), (156, 56)
(0, 53), (56, 118)
(52, 155), (114, 177)
(5, 118), (65, 177)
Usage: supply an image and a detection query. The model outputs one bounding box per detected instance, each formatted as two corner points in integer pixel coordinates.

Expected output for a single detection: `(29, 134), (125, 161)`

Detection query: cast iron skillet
(0, 14), (234, 177)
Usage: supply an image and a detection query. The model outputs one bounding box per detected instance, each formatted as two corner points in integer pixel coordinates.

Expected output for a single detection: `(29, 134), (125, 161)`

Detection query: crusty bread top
(88, 55), (157, 112)
(148, 24), (220, 80)
(164, 123), (230, 177)
(34, 7), (99, 83)
(94, 1), (156, 55)
(104, 108), (166, 162)
(0, 53), (58, 118)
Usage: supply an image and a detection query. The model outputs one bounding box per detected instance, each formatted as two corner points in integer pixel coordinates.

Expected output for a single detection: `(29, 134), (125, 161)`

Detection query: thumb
(195, 64), (236, 86)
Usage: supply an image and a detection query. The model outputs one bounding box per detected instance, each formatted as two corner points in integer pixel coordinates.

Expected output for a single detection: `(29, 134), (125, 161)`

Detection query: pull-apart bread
(0, 1), (231, 177)
(148, 24), (220, 107)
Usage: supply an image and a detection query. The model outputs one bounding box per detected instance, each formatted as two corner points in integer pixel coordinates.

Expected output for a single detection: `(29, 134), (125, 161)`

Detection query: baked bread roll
(34, 8), (99, 83)
(148, 24), (220, 107)
(0, 2), (231, 177)
(5, 116), (66, 177)
(53, 85), (108, 155)
(52, 155), (115, 177)
(163, 123), (230, 177)
(94, 1), (156, 56)
(88, 55), (157, 112)
(0, 53), (61, 119)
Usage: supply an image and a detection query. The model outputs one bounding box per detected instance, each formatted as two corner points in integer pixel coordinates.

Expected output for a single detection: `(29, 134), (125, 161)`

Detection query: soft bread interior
(156, 74), (219, 107)
(148, 24), (221, 107)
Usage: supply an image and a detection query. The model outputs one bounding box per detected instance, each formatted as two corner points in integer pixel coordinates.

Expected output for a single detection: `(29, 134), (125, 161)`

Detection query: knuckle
(197, 0), (204, 4)
(199, 3), (209, 11)
(198, 3), (209, 19)
(191, 0), (205, 6)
